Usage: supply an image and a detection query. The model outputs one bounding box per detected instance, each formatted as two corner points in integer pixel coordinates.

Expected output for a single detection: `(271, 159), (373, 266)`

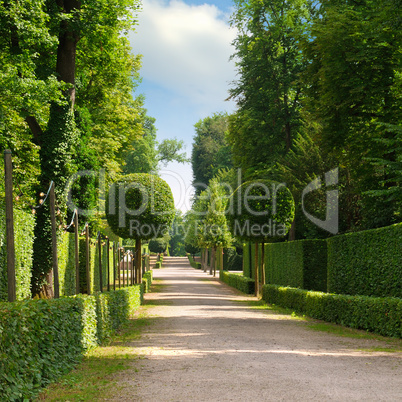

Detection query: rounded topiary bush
(148, 238), (167, 254)
(106, 174), (175, 240)
(227, 180), (295, 241)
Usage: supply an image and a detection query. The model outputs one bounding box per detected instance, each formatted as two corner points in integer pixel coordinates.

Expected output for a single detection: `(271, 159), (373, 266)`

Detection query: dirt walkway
(112, 257), (401, 401)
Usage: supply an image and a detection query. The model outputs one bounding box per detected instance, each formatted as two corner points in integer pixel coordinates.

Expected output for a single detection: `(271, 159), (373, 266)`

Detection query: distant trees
(124, 110), (188, 175)
(191, 113), (232, 194)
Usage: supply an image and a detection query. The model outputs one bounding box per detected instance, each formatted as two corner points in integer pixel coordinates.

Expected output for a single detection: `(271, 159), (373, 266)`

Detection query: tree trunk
(210, 248), (215, 276)
(135, 238), (142, 284)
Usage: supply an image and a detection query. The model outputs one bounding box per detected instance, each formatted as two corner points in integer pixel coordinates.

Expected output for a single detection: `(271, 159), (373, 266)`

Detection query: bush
(106, 174), (175, 240)
(148, 239), (167, 254)
(220, 271), (255, 294)
(265, 239), (327, 291)
(227, 180), (295, 242)
(142, 270), (153, 293)
(0, 203), (35, 301)
(262, 284), (401, 338)
(223, 247), (243, 271)
(0, 285), (143, 400)
(155, 261), (161, 269)
(327, 223), (402, 297)
(58, 231), (76, 296)
(187, 255), (201, 269)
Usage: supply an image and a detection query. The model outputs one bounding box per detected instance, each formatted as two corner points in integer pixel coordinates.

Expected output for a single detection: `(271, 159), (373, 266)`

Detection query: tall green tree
(1, 0), (145, 295)
(302, 0), (402, 230)
(191, 112), (232, 193)
(124, 110), (188, 174)
(227, 0), (310, 177)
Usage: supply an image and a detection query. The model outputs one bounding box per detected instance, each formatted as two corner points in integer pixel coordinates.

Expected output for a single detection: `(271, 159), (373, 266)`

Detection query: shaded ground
(111, 257), (401, 401)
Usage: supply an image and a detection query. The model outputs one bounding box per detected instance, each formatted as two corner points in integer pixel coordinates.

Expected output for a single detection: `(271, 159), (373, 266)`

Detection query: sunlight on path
(111, 257), (402, 402)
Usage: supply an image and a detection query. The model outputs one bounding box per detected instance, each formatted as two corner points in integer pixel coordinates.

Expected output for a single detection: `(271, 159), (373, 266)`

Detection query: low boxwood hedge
(187, 255), (201, 269)
(0, 285), (143, 400)
(262, 284), (401, 338)
(220, 271), (255, 294)
(142, 270), (153, 293)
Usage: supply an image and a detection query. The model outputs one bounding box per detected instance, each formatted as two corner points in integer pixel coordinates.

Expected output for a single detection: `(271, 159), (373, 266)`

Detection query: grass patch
(238, 299), (308, 321)
(38, 311), (151, 400)
(307, 322), (402, 345)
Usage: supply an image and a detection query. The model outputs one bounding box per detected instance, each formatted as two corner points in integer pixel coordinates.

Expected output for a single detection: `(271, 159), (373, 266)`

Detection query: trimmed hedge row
(220, 271), (255, 294)
(265, 240), (327, 291)
(187, 255), (201, 269)
(0, 285), (143, 400)
(262, 284), (401, 338)
(142, 270), (153, 293)
(327, 223), (402, 298)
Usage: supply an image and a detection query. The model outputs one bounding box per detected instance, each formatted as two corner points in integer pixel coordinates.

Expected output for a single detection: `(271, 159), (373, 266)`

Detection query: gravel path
(112, 257), (401, 401)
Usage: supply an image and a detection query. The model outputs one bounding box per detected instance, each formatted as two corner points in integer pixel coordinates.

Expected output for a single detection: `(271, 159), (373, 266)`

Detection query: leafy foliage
(228, 0), (309, 175)
(191, 113), (232, 193)
(106, 174), (175, 240)
(227, 180), (295, 242)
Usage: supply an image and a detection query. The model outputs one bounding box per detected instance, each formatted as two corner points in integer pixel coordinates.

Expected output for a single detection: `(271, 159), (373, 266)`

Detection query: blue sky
(129, 0), (237, 212)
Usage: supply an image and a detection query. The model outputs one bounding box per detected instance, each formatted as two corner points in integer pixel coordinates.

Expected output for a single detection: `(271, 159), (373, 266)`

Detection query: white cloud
(129, 0), (237, 113)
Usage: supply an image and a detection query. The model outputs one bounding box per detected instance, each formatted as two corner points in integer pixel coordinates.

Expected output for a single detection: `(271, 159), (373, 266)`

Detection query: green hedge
(0, 203), (35, 301)
(327, 223), (402, 298)
(188, 255), (201, 269)
(142, 270), (153, 293)
(78, 238), (116, 294)
(58, 232), (76, 296)
(220, 271), (255, 294)
(0, 284), (143, 400)
(242, 242), (264, 281)
(262, 284), (401, 338)
(223, 247), (243, 271)
(265, 240), (327, 291)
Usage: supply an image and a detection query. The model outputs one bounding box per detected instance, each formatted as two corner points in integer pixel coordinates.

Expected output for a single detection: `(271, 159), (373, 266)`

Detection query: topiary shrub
(106, 174), (174, 240)
(106, 174), (174, 283)
(148, 238), (167, 254)
(227, 180), (294, 294)
(227, 180), (294, 242)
